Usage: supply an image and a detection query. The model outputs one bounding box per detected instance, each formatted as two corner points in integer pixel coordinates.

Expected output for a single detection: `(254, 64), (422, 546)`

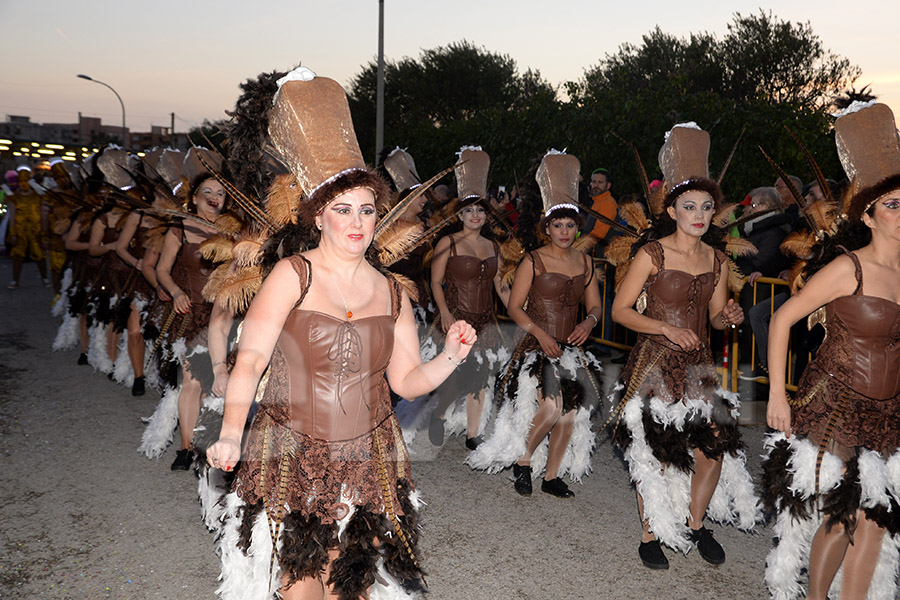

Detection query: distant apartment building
(0, 114), (189, 152)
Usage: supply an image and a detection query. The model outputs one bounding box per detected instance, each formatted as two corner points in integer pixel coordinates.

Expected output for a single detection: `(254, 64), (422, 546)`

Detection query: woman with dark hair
(114, 203), (164, 396)
(467, 150), (602, 499)
(139, 149), (241, 470)
(764, 103), (900, 600)
(206, 68), (475, 600)
(428, 147), (510, 448)
(607, 124), (759, 570)
(85, 149), (135, 375)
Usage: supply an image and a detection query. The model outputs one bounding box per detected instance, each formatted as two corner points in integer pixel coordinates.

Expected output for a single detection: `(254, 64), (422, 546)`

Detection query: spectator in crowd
(774, 175), (803, 230)
(584, 168), (618, 252)
(737, 187), (792, 373)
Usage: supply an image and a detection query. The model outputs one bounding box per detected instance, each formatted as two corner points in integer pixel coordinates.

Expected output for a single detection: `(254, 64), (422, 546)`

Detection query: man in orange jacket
(587, 167), (617, 247)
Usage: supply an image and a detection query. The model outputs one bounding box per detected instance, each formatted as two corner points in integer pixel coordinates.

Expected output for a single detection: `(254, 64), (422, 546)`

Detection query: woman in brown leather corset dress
(115, 208), (164, 396)
(428, 149), (511, 449)
(764, 103), (900, 600)
(86, 206), (129, 373)
(608, 124), (758, 571)
(467, 151), (603, 499)
(139, 175), (231, 468)
(205, 68), (476, 600)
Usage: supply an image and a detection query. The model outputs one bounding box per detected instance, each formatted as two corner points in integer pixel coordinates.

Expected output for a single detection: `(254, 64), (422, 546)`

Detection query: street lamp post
(375, 0), (384, 165)
(77, 74), (127, 146)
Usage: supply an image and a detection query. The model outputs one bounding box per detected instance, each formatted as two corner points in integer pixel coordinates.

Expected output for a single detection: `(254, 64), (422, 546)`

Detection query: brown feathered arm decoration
(389, 272), (419, 304)
(780, 230), (817, 259)
(377, 219), (424, 267)
(573, 234), (598, 254)
(199, 235), (235, 263)
(498, 237), (525, 288)
(724, 235), (758, 258)
(231, 231), (267, 267)
(264, 173), (303, 227)
(713, 202), (740, 229)
(204, 262), (264, 315)
(618, 201), (650, 232)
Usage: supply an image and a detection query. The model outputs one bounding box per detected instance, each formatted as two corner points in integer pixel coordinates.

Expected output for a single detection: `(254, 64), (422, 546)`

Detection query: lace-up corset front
(525, 250), (588, 342)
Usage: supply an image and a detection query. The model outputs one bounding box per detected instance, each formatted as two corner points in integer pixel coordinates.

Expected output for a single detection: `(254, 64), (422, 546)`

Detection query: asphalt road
(1, 258), (778, 600)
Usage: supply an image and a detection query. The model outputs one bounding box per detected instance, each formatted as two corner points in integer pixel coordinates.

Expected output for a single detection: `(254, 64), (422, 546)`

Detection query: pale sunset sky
(1, 1), (897, 133)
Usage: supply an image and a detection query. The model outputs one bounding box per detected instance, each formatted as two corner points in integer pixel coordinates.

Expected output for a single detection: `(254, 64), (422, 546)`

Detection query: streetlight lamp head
(77, 74), (92, 81)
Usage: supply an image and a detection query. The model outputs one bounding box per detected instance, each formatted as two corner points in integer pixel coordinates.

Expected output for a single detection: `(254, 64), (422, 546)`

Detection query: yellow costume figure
(9, 190), (45, 261)
(7, 169), (48, 289)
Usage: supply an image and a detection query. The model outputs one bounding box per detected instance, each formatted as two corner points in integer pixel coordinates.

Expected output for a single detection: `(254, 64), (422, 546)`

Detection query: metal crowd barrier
(492, 261), (803, 394)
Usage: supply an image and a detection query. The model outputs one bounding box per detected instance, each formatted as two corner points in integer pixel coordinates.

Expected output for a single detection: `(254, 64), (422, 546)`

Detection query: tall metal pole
(77, 74), (127, 146)
(375, 0), (385, 165)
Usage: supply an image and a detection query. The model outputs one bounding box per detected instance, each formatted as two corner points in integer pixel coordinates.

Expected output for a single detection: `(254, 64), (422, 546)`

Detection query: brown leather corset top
(445, 236), (498, 315)
(129, 214), (150, 262)
(525, 250), (589, 342)
(278, 311), (395, 441)
(177, 225), (214, 305)
(643, 241), (722, 350)
(814, 250), (900, 399)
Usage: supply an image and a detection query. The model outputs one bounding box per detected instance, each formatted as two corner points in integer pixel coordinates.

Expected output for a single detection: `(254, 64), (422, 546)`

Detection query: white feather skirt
(215, 490), (424, 600)
(615, 390), (762, 554)
(466, 345), (601, 482)
(763, 433), (900, 600)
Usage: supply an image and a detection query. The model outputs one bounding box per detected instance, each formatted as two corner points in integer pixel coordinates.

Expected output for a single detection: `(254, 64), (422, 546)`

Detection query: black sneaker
(170, 448), (193, 471)
(465, 436), (482, 450)
(77, 353), (89, 366)
(639, 540), (669, 570)
(131, 376), (145, 397)
(540, 477), (575, 498)
(689, 527), (725, 565)
(512, 464), (532, 496)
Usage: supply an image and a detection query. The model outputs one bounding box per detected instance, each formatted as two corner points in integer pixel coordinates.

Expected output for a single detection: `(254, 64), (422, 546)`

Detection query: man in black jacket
(737, 187), (792, 373)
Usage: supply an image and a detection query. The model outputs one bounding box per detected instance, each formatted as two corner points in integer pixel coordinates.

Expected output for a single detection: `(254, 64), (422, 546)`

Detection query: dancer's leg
(838, 512), (886, 600)
(688, 448), (722, 529)
(544, 409), (575, 479)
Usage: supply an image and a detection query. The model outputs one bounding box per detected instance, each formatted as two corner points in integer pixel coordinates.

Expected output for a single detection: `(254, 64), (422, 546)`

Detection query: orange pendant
(347, 311), (353, 319)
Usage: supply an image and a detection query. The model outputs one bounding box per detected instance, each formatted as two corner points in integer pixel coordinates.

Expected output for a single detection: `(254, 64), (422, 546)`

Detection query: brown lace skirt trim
(619, 335), (718, 405)
(791, 362), (900, 456)
(233, 410), (414, 526)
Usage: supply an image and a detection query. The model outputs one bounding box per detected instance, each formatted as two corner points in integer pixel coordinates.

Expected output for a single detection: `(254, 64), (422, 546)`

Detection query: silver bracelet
(445, 352), (465, 366)
(585, 313), (599, 325)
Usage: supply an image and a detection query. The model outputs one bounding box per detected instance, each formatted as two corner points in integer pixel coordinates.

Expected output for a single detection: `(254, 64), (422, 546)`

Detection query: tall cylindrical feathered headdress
(536, 149), (580, 217)
(454, 146), (490, 202)
(267, 66), (390, 224)
(658, 123), (722, 210)
(383, 147), (421, 193)
(834, 102), (900, 221)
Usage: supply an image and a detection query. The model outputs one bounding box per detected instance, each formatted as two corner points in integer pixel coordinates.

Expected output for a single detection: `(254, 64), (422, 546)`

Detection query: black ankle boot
(639, 539), (669, 570)
(512, 464), (532, 496)
(540, 477), (574, 498)
(689, 526), (725, 565)
(131, 376), (145, 397)
(77, 353), (88, 365)
(170, 448), (193, 471)
(465, 436), (483, 450)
